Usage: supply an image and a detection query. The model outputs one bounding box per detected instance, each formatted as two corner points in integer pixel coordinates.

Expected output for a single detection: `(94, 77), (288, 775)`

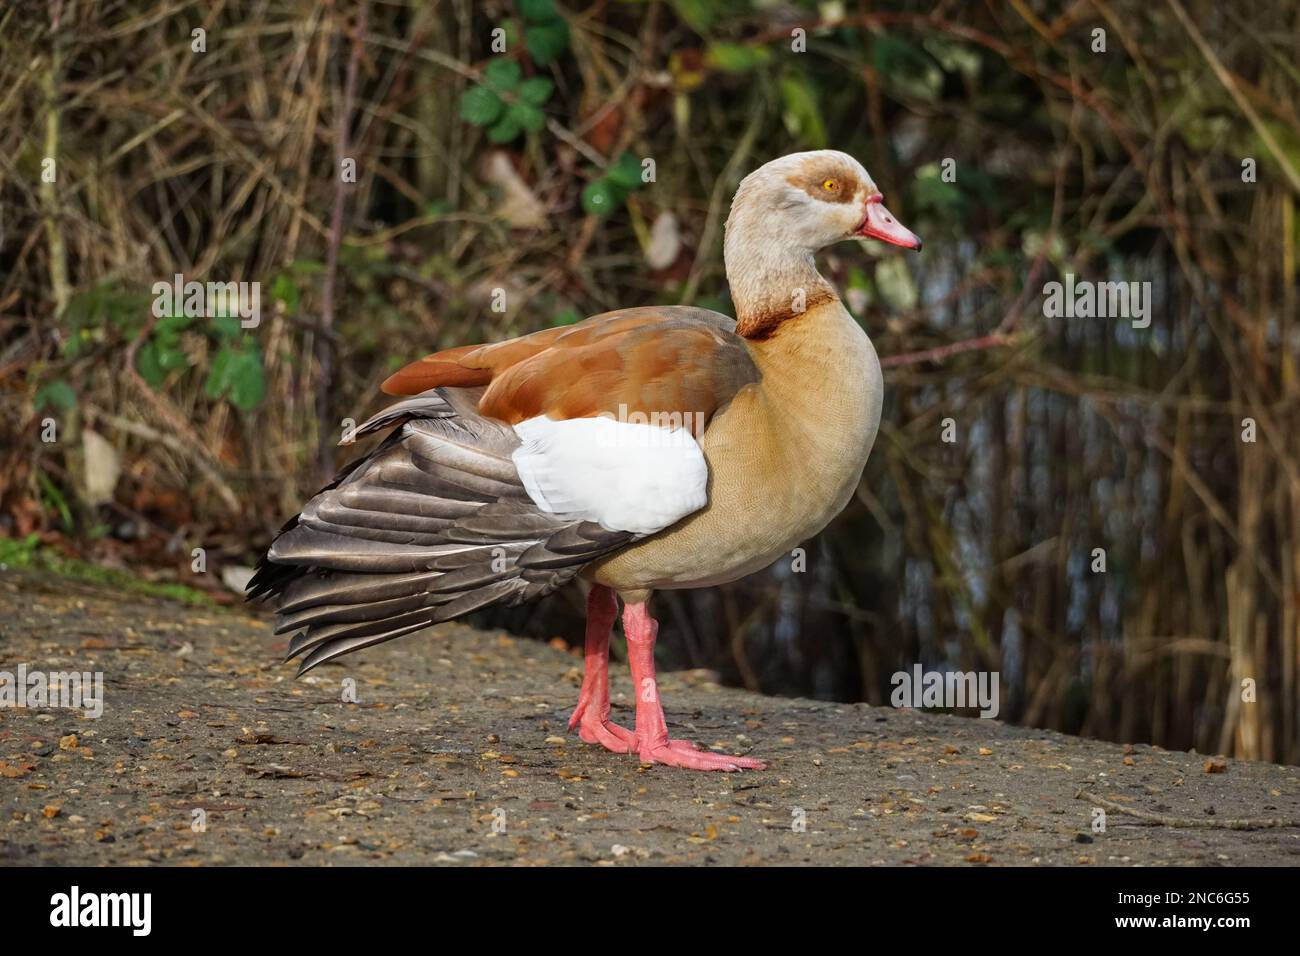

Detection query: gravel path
(3, 569), (1299, 866)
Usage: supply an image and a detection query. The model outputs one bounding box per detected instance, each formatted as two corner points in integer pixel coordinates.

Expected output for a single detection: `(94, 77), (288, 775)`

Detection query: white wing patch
(511, 415), (708, 534)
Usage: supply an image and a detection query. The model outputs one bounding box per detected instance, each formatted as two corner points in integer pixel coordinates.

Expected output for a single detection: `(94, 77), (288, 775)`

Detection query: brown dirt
(2, 569), (1299, 866)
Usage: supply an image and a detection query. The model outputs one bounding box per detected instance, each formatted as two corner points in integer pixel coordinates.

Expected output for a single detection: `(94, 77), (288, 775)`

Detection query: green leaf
(35, 380), (76, 411)
(156, 346), (187, 371)
(705, 42), (770, 72)
(518, 75), (554, 106)
(205, 345), (235, 399)
(778, 72), (827, 149)
(155, 313), (192, 336)
(552, 307), (580, 326)
(212, 315), (242, 340)
(506, 100), (546, 133)
(670, 0), (714, 34)
(36, 471), (72, 531)
(606, 152), (644, 191)
(459, 85), (504, 126)
(518, 0), (559, 22)
(581, 178), (620, 217)
(487, 112), (524, 143)
(136, 342), (167, 389)
(483, 58), (523, 92)
(226, 348), (265, 411)
(61, 328), (91, 359)
(525, 20), (569, 64)
(270, 274), (300, 316)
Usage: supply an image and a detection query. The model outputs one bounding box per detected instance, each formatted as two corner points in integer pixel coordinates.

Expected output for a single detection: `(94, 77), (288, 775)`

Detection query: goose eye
(822, 179), (837, 191)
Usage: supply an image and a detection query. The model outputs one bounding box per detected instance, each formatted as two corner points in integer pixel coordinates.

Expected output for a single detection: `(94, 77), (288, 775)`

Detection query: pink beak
(856, 195), (922, 251)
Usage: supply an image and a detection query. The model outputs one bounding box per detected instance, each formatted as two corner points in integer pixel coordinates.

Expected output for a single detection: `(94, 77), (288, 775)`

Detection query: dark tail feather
(249, 387), (638, 673)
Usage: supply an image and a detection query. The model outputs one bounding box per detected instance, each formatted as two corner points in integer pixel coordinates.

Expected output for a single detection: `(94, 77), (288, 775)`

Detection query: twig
(546, 118), (607, 168)
(1076, 788), (1300, 831)
(881, 332), (1019, 369)
(41, 2), (70, 319)
(316, 1), (366, 481)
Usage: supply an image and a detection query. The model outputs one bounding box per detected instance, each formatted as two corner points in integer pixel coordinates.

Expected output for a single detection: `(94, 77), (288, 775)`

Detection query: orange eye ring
(822, 179), (838, 191)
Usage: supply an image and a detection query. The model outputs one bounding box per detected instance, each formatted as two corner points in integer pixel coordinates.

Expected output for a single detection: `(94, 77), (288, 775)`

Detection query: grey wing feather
(247, 387), (637, 675)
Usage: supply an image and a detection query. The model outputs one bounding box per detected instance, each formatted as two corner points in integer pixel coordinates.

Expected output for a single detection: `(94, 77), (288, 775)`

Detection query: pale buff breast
(588, 301), (883, 602)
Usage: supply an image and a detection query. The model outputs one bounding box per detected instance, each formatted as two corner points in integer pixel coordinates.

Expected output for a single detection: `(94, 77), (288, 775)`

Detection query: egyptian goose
(249, 150), (921, 771)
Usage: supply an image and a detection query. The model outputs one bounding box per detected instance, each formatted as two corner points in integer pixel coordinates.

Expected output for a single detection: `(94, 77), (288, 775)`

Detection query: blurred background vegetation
(2, 0), (1298, 764)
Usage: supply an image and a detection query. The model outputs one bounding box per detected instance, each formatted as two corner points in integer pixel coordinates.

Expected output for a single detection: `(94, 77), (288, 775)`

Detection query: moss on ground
(0, 534), (212, 606)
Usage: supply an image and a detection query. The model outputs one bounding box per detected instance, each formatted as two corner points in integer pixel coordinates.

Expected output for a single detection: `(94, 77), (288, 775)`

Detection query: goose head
(724, 150), (921, 337)
(726, 150), (921, 255)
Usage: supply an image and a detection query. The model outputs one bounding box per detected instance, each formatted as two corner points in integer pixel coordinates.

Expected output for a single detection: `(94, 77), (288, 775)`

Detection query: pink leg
(622, 601), (766, 772)
(568, 585), (635, 752)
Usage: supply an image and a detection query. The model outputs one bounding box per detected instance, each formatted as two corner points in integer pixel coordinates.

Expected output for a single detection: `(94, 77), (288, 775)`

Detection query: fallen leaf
(81, 427), (121, 506)
(645, 212), (682, 271)
(482, 151), (547, 230)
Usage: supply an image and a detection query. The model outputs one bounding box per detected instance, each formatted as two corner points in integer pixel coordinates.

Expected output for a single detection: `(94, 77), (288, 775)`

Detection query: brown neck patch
(736, 288), (838, 340)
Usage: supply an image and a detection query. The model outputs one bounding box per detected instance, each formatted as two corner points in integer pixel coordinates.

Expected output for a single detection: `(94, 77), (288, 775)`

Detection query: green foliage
(459, 55), (554, 143)
(54, 279), (267, 412)
(519, 0), (570, 65)
(871, 35), (943, 101)
(704, 42), (770, 72)
(0, 533), (211, 605)
(269, 273), (301, 316)
(205, 342), (265, 412)
(34, 380), (76, 411)
(778, 72), (827, 149)
(36, 472), (73, 530)
(0, 533), (41, 568)
(668, 0), (717, 34)
(582, 152), (648, 217)
(525, 21), (570, 64)
(518, 76), (554, 105)
(460, 84), (504, 125)
(60, 284), (154, 358)
(485, 57), (523, 90)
